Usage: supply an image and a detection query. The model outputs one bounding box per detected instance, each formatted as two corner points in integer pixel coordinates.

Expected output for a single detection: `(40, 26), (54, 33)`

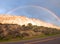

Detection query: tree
(27, 23), (33, 30)
(27, 23), (32, 26)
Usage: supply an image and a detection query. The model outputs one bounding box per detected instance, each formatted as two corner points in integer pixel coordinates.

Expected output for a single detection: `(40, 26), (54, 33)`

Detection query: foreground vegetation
(0, 23), (60, 42)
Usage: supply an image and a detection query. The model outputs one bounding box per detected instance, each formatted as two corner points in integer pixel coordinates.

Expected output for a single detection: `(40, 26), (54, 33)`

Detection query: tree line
(0, 23), (60, 40)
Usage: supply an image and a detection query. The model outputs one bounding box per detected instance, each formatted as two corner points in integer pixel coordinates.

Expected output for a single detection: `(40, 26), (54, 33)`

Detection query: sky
(0, 0), (60, 26)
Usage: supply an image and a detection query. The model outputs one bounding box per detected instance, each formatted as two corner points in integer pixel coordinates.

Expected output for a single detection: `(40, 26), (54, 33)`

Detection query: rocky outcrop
(0, 15), (60, 29)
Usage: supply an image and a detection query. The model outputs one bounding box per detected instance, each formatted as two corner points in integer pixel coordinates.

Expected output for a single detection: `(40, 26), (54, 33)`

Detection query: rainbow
(6, 5), (60, 22)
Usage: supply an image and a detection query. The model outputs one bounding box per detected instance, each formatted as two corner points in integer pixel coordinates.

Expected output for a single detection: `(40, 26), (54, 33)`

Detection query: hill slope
(0, 15), (60, 29)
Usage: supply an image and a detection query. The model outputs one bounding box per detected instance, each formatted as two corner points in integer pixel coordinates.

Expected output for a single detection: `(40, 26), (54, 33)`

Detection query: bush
(0, 23), (60, 40)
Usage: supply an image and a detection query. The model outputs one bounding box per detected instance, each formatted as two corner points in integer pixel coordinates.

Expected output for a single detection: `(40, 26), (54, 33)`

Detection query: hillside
(0, 15), (60, 29)
(0, 23), (60, 40)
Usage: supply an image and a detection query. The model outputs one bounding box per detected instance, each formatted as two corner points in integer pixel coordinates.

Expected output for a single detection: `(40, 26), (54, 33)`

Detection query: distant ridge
(0, 14), (60, 29)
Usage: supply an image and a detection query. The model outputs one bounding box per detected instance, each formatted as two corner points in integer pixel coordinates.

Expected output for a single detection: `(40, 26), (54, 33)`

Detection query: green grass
(0, 34), (60, 42)
(22, 34), (59, 41)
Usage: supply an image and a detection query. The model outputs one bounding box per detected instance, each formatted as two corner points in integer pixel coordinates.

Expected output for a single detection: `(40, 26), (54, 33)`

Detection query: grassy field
(0, 34), (60, 42)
